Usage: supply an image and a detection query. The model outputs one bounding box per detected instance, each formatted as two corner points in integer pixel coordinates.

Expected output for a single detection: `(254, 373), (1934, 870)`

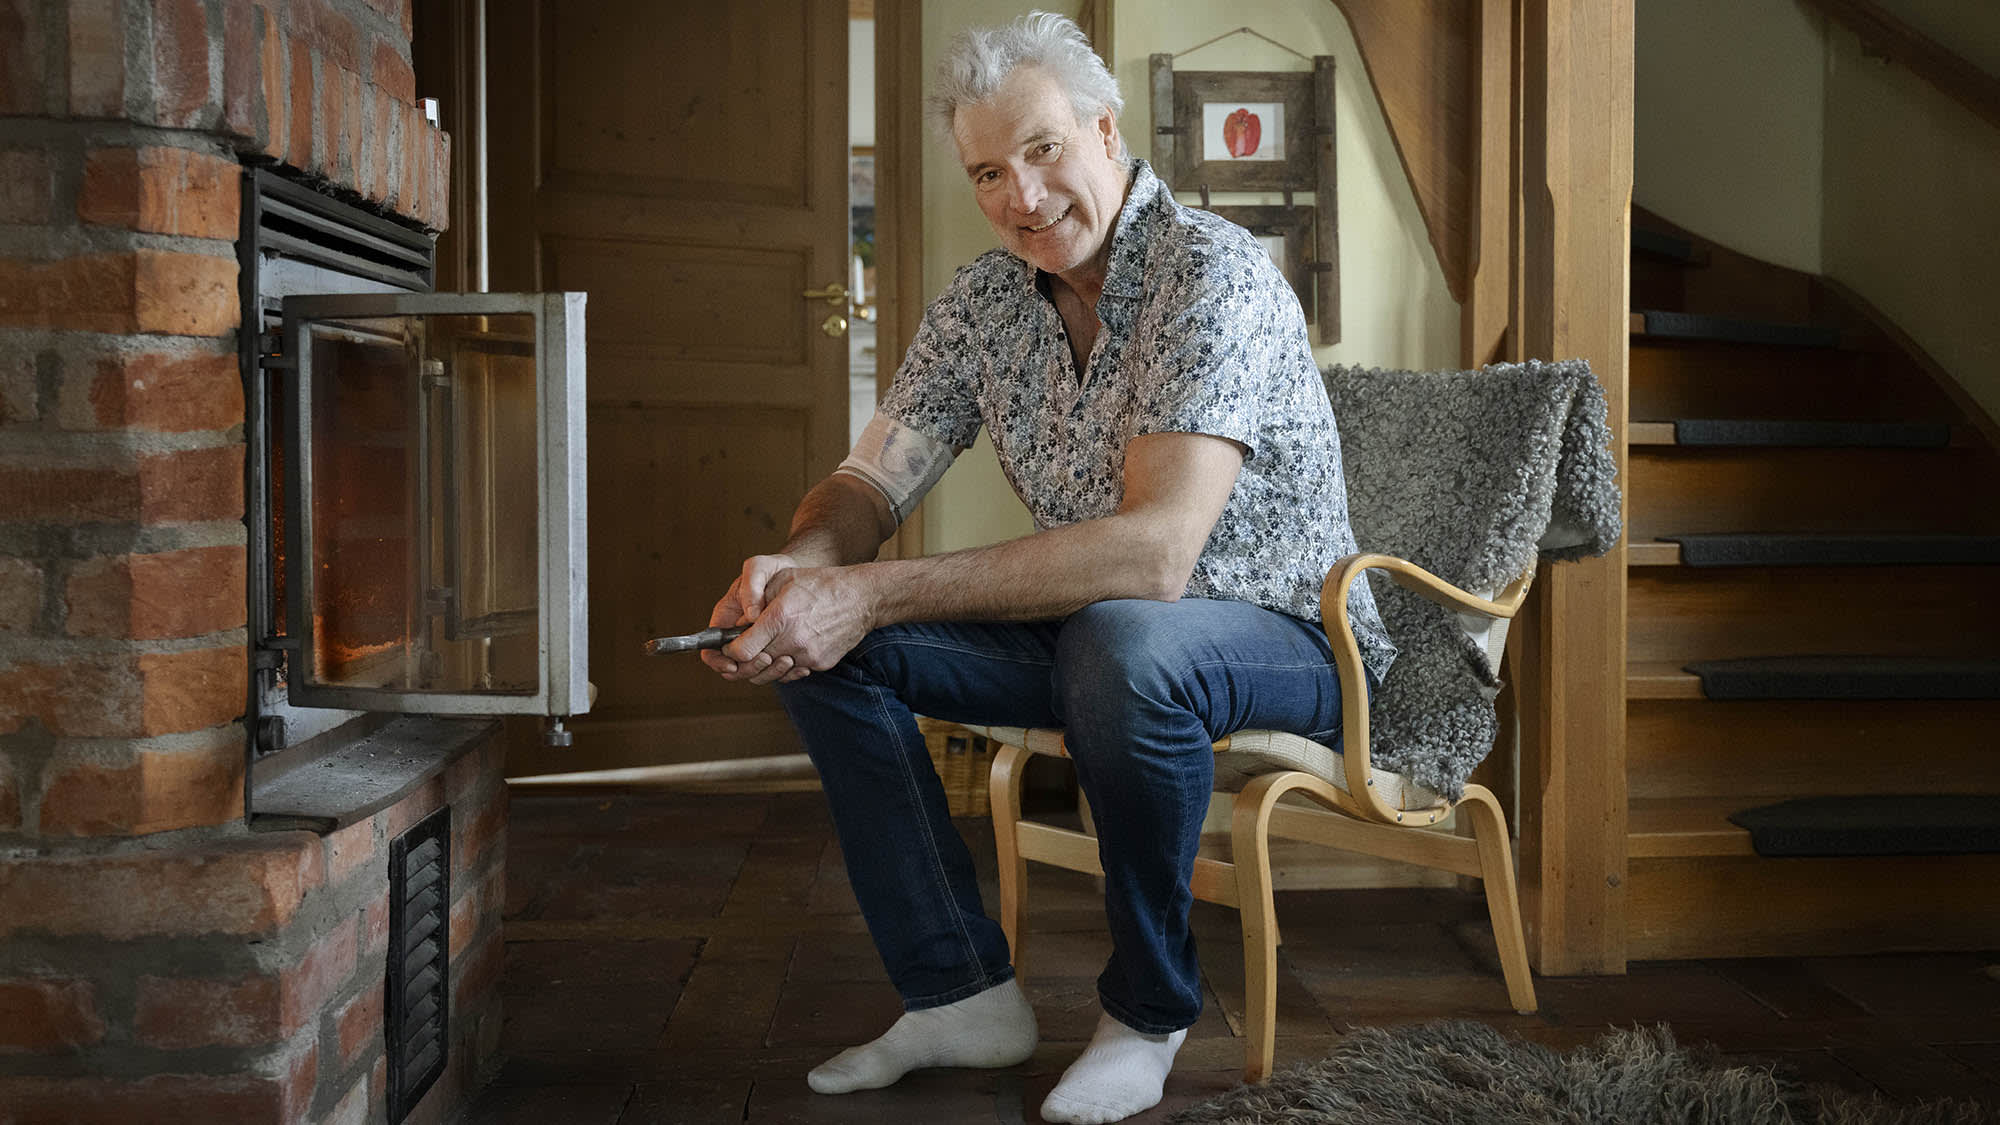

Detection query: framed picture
(1150, 54), (1338, 340)
(1166, 71), (1316, 192)
(1207, 205), (1316, 323)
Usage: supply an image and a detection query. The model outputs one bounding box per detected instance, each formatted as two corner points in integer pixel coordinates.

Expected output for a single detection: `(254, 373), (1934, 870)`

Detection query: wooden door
(489, 1), (849, 772)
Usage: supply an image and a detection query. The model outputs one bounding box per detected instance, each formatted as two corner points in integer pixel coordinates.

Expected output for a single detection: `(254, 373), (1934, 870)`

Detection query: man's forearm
(833, 430), (1245, 628)
(780, 474), (899, 568)
(849, 511), (1194, 626)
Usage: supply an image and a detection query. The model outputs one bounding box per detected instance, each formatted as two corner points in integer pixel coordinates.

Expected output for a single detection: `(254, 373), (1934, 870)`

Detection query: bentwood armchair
(971, 359), (1620, 1083)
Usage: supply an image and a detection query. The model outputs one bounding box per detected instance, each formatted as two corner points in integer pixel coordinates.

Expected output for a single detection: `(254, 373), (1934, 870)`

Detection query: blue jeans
(775, 598), (1355, 1034)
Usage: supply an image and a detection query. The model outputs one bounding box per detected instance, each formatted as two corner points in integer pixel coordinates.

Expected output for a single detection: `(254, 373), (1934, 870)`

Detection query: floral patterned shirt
(879, 161), (1396, 682)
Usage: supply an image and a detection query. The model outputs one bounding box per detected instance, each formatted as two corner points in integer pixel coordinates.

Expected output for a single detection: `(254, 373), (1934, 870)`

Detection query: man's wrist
(776, 538), (836, 570)
(843, 562), (887, 634)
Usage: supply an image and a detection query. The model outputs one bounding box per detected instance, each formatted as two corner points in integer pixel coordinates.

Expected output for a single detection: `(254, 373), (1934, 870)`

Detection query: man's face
(952, 66), (1128, 285)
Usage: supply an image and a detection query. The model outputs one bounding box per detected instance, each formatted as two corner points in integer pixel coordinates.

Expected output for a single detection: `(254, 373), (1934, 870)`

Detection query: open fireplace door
(485, 1), (865, 773)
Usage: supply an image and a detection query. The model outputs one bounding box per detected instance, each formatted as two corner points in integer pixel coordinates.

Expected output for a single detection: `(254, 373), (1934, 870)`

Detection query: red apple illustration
(1223, 108), (1262, 158)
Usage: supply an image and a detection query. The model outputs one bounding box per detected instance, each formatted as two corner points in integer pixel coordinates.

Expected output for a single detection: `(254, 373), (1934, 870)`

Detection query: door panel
(551, 238), (814, 381)
(585, 405), (811, 716)
(491, 0), (847, 772)
(549, 1), (813, 203)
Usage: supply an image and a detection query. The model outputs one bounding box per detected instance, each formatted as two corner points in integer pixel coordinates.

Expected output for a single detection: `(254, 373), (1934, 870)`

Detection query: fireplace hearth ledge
(249, 715), (500, 833)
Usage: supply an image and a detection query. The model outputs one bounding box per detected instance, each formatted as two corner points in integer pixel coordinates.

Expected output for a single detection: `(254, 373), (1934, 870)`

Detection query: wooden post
(879, 0), (927, 563)
(1080, 0), (1114, 73)
(1150, 53), (1176, 181)
(1462, 0), (1514, 369)
(1313, 55), (1341, 342)
(1512, 0), (1633, 976)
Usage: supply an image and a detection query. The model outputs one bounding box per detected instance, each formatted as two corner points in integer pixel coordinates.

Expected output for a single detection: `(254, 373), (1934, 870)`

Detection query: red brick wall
(0, 0), (490, 1121)
(0, 0), (449, 842)
(0, 735), (509, 1122)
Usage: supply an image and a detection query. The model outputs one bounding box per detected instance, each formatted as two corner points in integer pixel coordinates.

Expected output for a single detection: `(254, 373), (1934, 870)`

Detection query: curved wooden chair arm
(1318, 553), (1534, 824)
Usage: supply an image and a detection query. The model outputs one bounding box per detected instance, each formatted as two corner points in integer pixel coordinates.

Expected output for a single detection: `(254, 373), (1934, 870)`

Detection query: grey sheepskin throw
(1324, 359), (1621, 798)
(1168, 1020), (1997, 1125)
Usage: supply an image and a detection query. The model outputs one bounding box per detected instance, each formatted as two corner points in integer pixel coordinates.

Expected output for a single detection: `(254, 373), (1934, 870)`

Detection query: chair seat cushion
(967, 725), (1447, 813)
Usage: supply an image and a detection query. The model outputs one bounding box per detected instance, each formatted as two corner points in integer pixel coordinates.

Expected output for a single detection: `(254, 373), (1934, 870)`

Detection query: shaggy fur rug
(1167, 1021), (1997, 1124)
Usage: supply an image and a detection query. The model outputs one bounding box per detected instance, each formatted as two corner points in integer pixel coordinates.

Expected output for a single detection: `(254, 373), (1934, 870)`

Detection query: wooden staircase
(1619, 210), (2000, 959)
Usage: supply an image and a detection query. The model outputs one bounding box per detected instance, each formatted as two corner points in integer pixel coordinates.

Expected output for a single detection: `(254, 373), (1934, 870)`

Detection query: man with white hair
(700, 12), (1393, 1123)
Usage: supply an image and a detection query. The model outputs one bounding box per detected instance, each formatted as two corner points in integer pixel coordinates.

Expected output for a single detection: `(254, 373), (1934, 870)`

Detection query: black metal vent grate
(387, 806), (450, 1123)
(247, 168), (434, 293)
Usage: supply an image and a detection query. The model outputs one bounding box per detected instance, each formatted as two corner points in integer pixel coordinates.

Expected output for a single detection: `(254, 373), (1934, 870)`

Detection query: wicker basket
(916, 716), (992, 817)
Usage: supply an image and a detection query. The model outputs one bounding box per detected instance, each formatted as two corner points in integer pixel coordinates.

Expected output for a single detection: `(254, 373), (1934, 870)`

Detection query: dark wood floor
(465, 785), (2000, 1123)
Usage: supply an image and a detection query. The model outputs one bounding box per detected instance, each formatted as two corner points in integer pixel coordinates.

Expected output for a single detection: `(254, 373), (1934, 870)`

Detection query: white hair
(928, 11), (1126, 153)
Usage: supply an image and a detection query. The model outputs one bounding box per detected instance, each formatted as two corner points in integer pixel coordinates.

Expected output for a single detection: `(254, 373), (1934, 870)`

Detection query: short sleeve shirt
(878, 161), (1396, 683)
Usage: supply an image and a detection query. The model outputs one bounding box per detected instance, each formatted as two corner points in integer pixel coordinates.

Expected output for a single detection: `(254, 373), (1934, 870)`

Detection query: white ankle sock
(806, 978), (1037, 1094)
(1039, 1011), (1187, 1124)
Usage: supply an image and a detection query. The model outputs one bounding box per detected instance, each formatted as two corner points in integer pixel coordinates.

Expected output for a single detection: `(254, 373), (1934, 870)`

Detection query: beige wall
(1115, 0), (1459, 373)
(1867, 0), (2000, 78)
(1633, 0), (1825, 273)
(1635, 0), (2000, 428)
(918, 0), (1046, 552)
(915, 0), (1458, 552)
(851, 18), (876, 147)
(1822, 21), (2000, 426)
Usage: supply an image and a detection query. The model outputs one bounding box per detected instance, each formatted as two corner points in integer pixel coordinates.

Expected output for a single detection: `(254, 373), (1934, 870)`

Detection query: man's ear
(1096, 111), (1120, 157)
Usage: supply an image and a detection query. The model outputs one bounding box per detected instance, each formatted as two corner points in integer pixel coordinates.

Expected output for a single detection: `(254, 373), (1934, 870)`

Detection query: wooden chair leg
(989, 741), (1031, 980)
(1208, 790), (1277, 947)
(1459, 784), (1538, 1013)
(1231, 775), (1294, 1084)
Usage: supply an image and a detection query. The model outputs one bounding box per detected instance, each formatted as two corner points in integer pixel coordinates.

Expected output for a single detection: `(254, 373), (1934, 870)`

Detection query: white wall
(1634, 0), (2000, 428)
(917, 0), (1047, 552)
(1113, 0), (1459, 374)
(851, 18), (876, 147)
(1866, 0), (2000, 79)
(1633, 0), (1825, 273)
(1822, 21), (2000, 426)
(914, 0), (1458, 553)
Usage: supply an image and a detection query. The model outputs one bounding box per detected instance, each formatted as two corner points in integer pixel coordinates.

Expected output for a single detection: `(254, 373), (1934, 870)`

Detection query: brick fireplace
(0, 1), (508, 1122)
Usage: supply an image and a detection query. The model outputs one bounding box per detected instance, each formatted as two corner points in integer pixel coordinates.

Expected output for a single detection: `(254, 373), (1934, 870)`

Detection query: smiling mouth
(1023, 206), (1071, 233)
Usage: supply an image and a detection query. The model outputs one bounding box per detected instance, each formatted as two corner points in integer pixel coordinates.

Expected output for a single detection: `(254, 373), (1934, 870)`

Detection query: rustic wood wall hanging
(1150, 51), (1338, 341)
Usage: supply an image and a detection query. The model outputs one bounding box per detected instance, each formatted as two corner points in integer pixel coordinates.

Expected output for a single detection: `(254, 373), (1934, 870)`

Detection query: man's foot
(1039, 1011), (1186, 1124)
(806, 978), (1038, 1094)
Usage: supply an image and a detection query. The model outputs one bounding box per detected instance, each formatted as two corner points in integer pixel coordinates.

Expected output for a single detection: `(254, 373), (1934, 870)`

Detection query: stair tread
(1628, 541), (1682, 566)
(1629, 421), (1972, 448)
(1629, 797), (1756, 857)
(1667, 419), (1954, 448)
(1629, 796), (2000, 859)
(1660, 533), (2000, 568)
(1684, 656), (2000, 701)
(1628, 663), (1705, 699)
(1727, 795), (2000, 858)
(1633, 310), (1842, 348)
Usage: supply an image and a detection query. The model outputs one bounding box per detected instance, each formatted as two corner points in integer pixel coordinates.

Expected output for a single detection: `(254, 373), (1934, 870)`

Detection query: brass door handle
(802, 282), (848, 306)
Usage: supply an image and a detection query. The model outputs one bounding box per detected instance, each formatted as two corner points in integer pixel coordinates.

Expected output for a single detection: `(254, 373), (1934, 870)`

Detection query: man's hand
(700, 553), (804, 683)
(700, 559), (876, 686)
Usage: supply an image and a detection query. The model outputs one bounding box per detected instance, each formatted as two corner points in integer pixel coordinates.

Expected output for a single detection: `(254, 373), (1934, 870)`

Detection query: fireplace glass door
(280, 291), (588, 718)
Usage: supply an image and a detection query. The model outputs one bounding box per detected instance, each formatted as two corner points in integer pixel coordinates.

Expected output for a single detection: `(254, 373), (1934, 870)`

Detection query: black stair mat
(1663, 534), (2000, 567)
(1685, 657), (2000, 700)
(1671, 419), (1952, 447)
(1635, 310), (1841, 348)
(1729, 795), (2000, 857)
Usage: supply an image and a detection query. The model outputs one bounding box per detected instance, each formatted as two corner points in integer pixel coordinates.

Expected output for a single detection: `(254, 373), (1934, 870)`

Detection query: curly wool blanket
(1168, 1020), (1997, 1124)
(1322, 359), (1622, 798)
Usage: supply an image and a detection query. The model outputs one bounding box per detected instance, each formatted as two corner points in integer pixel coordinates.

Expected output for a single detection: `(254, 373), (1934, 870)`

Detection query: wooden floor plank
(473, 787), (2000, 1122)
